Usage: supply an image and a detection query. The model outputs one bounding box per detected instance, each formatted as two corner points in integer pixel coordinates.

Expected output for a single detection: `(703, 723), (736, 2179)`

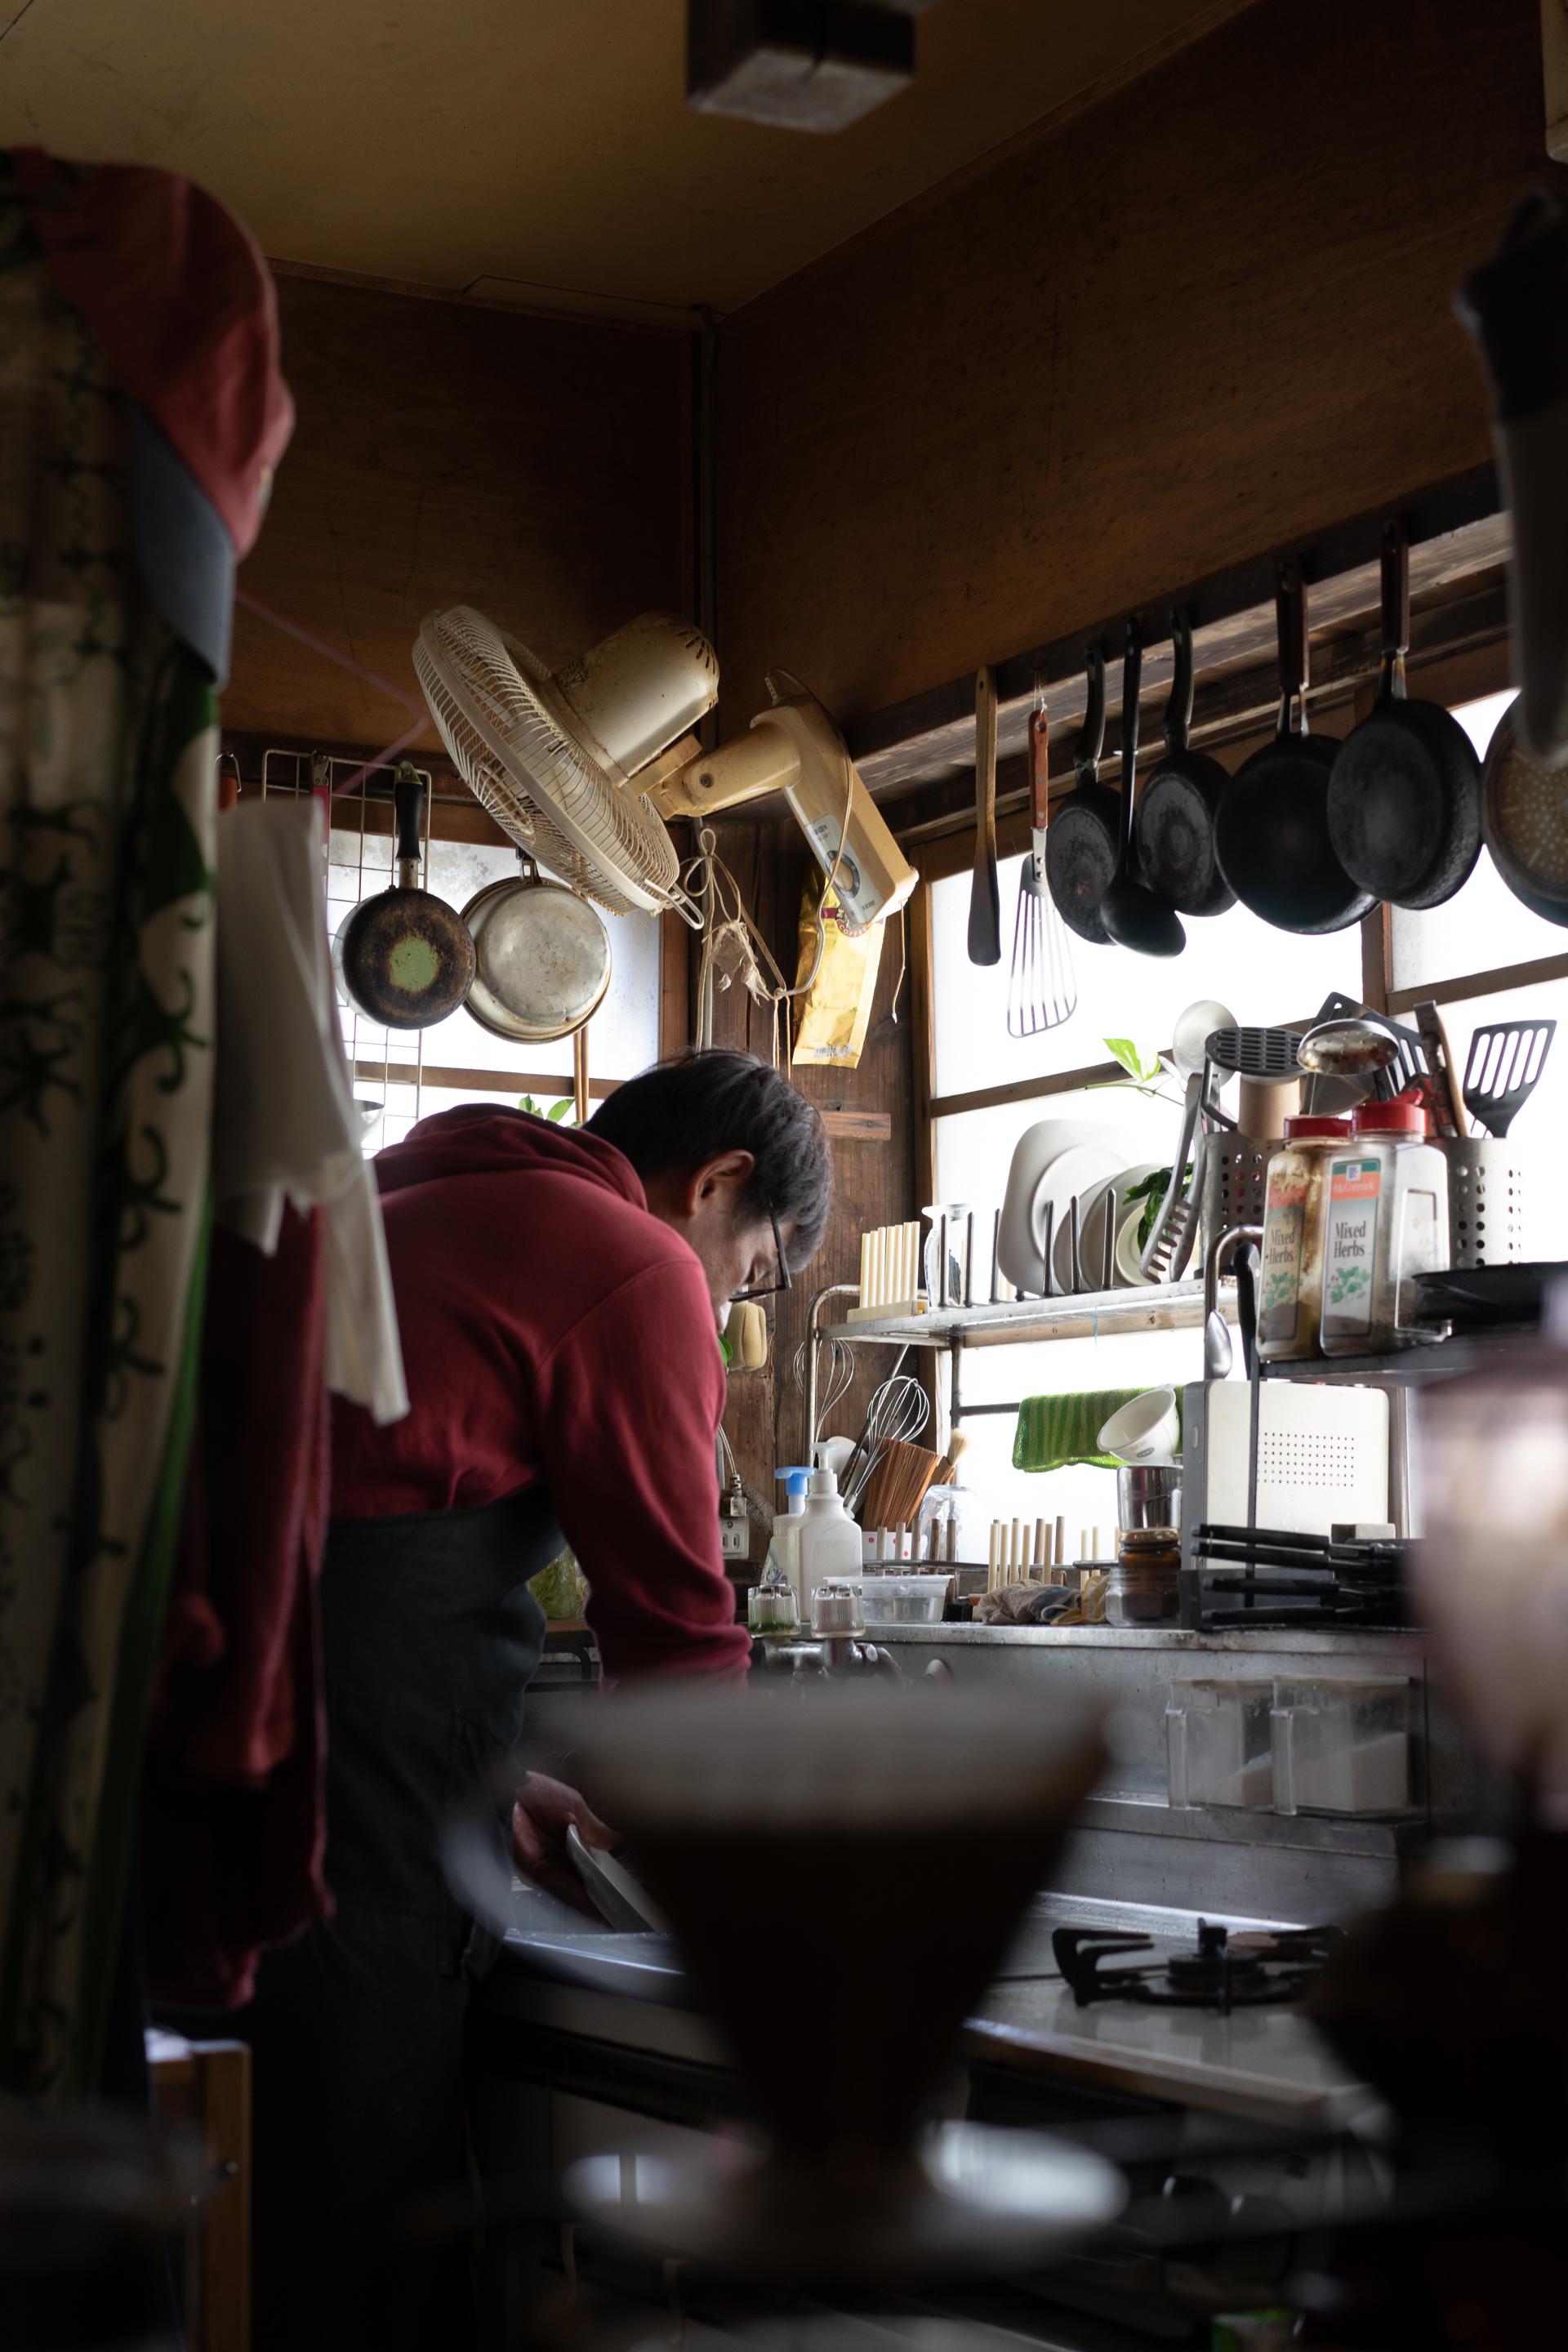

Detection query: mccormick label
(1260, 1168), (1307, 1343)
(1325, 1155), (1381, 1334)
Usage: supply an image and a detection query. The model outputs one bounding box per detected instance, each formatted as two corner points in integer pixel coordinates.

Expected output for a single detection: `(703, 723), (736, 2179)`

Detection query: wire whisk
(841, 1374), (931, 1516)
(792, 1330), (856, 1453)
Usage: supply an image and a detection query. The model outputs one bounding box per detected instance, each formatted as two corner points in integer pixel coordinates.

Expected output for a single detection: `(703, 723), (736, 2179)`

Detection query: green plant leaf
(547, 1098), (573, 1121)
(1104, 1036), (1143, 1077)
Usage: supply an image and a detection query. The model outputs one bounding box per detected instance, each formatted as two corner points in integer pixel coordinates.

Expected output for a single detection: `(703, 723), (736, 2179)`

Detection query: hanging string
(887, 903), (907, 1025)
(685, 675), (866, 1065)
(234, 589), (429, 795)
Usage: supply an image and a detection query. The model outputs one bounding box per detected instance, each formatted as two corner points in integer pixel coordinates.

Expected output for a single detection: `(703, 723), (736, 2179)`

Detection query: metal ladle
(1295, 1017), (1401, 1080)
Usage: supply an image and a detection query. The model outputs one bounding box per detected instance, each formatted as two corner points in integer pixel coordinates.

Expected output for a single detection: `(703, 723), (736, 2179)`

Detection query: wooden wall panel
(701, 824), (917, 1579)
(712, 0), (1548, 737)
(226, 276), (690, 746)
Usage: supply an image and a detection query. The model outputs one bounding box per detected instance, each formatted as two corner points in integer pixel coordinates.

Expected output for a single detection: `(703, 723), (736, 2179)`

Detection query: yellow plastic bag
(791, 882), (884, 1070)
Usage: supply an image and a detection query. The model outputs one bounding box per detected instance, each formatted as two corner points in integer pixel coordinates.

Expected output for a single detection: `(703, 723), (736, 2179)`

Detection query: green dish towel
(1013, 1388), (1164, 1474)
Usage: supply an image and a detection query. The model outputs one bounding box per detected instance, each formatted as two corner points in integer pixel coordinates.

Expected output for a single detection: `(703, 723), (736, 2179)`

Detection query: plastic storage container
(1165, 1678), (1276, 1810)
(1321, 1098), (1449, 1356)
(858, 1573), (951, 1627)
(1270, 1676), (1412, 1815)
(1258, 1115), (1351, 1361)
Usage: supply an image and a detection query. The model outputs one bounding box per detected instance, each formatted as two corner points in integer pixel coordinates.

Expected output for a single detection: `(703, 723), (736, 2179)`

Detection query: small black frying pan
(1045, 642), (1118, 946)
(334, 763), (477, 1028)
(1214, 560), (1374, 936)
(1132, 608), (1235, 916)
(1325, 519), (1483, 909)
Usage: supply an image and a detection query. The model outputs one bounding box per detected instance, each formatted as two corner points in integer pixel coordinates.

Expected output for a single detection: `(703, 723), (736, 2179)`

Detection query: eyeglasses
(731, 1204), (792, 1301)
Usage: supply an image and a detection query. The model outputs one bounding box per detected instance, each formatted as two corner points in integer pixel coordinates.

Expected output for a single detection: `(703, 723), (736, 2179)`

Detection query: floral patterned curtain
(0, 206), (216, 2095)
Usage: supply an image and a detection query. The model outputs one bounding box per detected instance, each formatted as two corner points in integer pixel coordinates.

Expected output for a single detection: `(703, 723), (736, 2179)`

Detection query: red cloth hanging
(11, 145), (293, 558)
(141, 1209), (332, 2010)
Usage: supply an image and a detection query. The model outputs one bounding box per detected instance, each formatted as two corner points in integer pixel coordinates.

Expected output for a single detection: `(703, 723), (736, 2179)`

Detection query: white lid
(809, 1468), (839, 1496)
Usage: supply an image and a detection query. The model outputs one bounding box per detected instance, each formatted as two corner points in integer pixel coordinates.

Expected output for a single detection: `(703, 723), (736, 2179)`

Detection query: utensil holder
(1437, 1138), (1529, 1267)
(1200, 1134), (1281, 1261)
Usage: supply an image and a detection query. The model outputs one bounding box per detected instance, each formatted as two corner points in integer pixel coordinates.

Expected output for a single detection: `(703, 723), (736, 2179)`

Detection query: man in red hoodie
(244, 1049), (831, 2349)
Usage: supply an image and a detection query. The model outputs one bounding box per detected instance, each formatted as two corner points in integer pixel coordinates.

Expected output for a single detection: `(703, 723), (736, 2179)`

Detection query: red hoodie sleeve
(535, 1255), (752, 1682)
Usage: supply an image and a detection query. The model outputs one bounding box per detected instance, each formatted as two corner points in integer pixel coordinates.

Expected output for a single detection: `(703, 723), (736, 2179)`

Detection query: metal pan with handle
(1214, 561), (1374, 935)
(1132, 608), (1235, 916)
(1325, 519), (1483, 909)
(461, 853), (612, 1043)
(1481, 697), (1568, 924)
(1045, 643), (1119, 946)
(334, 762), (476, 1028)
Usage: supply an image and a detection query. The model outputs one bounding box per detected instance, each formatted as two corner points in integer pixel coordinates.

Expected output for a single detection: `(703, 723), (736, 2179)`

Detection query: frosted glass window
(1389, 690), (1566, 993)
(930, 859), (1362, 1098)
(324, 818), (662, 1154)
(933, 1083), (1177, 1219)
(953, 1321), (1202, 1565)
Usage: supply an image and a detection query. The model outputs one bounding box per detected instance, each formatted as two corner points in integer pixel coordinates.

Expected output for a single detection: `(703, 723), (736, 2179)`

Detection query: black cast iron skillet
(1132, 608), (1235, 916)
(1325, 519), (1483, 909)
(1214, 559), (1374, 936)
(1046, 642), (1118, 946)
(1099, 617), (1184, 956)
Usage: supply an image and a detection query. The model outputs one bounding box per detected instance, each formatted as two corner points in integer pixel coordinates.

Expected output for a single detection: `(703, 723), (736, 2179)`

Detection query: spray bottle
(767, 1468), (811, 1604)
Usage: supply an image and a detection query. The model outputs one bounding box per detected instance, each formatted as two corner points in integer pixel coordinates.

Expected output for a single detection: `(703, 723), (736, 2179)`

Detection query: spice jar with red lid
(1259, 1113), (1352, 1363)
(1321, 1094), (1449, 1356)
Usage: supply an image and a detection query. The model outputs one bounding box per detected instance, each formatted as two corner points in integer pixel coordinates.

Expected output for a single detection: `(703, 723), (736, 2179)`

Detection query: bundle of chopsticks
(859, 1437), (961, 1532)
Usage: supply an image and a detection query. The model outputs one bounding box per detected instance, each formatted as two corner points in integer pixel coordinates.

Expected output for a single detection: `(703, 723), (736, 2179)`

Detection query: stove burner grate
(1053, 1918), (1343, 2013)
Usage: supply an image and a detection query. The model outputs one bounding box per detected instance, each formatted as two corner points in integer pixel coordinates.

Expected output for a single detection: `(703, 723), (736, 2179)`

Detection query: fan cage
(415, 608), (691, 922)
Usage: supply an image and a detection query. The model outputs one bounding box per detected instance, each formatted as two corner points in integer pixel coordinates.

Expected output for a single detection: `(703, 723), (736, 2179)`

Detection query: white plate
(1019, 1143), (1128, 1292)
(1116, 1202), (1155, 1287)
(997, 1123), (1129, 1292)
(1052, 1172), (1122, 1292)
(1101, 1162), (1164, 1287)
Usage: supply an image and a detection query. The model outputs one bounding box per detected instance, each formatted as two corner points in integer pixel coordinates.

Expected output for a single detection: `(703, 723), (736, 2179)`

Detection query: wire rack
(259, 747), (439, 1152)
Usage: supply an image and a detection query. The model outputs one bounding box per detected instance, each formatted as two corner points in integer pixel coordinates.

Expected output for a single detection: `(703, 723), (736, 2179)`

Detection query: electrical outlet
(719, 1517), (749, 1561)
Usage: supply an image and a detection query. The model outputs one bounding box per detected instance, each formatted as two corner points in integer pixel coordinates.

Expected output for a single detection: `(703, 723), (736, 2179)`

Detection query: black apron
(238, 1488), (555, 2352)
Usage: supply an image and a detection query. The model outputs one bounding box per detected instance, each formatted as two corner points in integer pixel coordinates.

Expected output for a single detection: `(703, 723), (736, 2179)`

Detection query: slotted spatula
(1462, 1018), (1556, 1136)
(1008, 700), (1077, 1036)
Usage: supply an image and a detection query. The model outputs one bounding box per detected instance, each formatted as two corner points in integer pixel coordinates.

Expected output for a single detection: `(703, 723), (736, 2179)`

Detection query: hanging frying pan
(461, 853), (612, 1041)
(1098, 617), (1184, 956)
(1132, 608), (1235, 917)
(334, 763), (476, 1027)
(1480, 697), (1568, 926)
(1325, 520), (1483, 909)
(1045, 643), (1118, 946)
(1214, 560), (1374, 936)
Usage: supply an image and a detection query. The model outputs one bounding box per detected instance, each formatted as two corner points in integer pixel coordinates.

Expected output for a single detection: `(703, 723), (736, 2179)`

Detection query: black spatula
(1462, 1018), (1556, 1136)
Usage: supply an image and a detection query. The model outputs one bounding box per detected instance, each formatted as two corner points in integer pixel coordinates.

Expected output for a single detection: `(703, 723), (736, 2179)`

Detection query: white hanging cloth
(212, 797), (408, 1424)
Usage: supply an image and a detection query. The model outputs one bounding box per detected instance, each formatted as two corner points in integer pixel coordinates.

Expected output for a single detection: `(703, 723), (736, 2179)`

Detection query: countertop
(485, 1887), (1378, 2132)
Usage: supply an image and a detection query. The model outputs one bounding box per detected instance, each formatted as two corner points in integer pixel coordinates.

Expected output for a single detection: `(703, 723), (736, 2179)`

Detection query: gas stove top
(1053, 1918), (1343, 2013)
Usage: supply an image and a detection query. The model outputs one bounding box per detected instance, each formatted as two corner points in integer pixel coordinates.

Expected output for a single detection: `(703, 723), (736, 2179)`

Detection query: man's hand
(511, 1771), (619, 1912)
